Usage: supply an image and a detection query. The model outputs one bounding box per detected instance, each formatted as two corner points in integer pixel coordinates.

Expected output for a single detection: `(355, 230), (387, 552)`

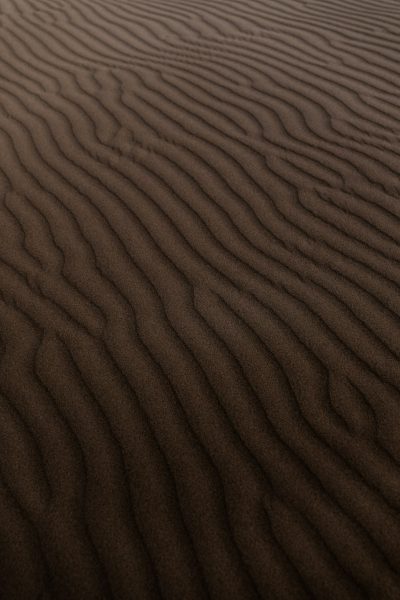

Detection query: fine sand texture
(1, 0), (400, 598)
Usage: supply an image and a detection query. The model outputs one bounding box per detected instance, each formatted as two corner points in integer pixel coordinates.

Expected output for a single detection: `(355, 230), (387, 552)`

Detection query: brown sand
(0, 0), (400, 598)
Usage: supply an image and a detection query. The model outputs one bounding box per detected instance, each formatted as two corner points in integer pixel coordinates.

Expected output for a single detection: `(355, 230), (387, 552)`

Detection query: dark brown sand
(0, 0), (400, 597)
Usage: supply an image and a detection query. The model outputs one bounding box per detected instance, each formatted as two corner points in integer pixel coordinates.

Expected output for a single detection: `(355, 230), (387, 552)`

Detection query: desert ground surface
(0, 0), (400, 598)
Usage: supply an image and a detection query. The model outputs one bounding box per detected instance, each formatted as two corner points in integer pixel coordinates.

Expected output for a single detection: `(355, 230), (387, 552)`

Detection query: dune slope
(0, 0), (400, 598)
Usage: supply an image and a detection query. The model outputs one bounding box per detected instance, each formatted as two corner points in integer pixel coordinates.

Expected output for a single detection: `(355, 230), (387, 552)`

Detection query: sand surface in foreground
(0, 0), (400, 598)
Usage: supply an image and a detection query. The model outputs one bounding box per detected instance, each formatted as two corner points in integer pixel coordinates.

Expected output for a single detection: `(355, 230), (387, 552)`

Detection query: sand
(0, 0), (400, 598)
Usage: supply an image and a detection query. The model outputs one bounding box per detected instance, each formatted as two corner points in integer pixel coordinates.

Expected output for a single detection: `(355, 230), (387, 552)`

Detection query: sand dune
(0, 0), (400, 597)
